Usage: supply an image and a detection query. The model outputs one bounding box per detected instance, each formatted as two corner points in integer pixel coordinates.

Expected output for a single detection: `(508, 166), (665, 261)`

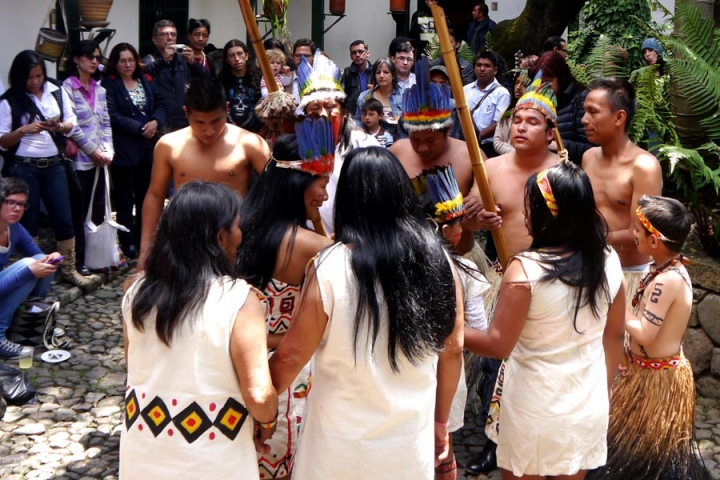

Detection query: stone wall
(682, 255), (720, 398)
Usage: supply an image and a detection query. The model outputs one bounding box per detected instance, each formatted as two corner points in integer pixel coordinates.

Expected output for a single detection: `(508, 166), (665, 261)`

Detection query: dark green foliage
(569, 0), (654, 72)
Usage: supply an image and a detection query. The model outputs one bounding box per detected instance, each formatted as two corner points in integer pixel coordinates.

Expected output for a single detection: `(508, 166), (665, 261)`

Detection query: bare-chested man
(581, 78), (662, 294)
(389, 57), (481, 255)
(464, 83), (559, 478)
(139, 77), (270, 266)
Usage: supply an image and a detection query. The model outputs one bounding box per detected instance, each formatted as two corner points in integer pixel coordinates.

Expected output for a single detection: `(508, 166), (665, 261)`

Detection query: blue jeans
(7, 162), (75, 240)
(0, 254), (54, 339)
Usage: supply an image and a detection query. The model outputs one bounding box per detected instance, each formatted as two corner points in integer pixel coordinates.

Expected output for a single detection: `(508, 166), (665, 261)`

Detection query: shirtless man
(139, 77), (270, 267)
(581, 78), (662, 294)
(391, 128), (480, 254)
(465, 84), (559, 478)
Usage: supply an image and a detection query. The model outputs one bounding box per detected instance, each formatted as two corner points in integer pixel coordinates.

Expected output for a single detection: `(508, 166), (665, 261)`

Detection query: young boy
(260, 49), (293, 99)
(415, 165), (490, 480)
(588, 195), (710, 480)
(360, 98), (394, 148)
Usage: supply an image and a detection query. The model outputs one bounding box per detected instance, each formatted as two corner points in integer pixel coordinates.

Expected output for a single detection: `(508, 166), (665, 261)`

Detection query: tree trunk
(489, 0), (589, 65)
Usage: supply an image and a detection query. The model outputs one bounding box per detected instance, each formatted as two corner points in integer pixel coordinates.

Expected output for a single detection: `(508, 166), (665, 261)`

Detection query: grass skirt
(588, 351), (710, 480)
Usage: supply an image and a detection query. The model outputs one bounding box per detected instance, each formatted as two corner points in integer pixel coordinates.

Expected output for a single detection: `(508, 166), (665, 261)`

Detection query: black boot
(465, 441), (497, 476)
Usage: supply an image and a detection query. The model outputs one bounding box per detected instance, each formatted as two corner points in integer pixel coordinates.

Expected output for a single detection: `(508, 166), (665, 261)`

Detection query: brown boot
(56, 238), (98, 288)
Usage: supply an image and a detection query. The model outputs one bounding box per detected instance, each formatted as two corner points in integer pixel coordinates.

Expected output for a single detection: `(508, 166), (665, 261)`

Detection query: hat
(514, 72), (557, 124)
(411, 165), (464, 223)
(429, 64), (449, 78)
(402, 56), (453, 132)
(296, 49), (346, 115)
(641, 38), (664, 57)
(274, 116), (336, 176)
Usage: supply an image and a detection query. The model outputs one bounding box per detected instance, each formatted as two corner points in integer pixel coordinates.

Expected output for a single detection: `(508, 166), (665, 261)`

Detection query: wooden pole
(237, 0), (279, 93)
(429, 3), (510, 269)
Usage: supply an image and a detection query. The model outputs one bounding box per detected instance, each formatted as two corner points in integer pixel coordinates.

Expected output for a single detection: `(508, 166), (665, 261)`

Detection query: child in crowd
(260, 49), (293, 99)
(414, 165), (490, 480)
(0, 178), (63, 358)
(589, 195), (710, 480)
(361, 98), (394, 148)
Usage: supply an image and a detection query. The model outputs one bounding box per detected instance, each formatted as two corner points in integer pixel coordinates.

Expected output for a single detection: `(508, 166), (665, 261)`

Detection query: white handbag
(84, 166), (128, 270)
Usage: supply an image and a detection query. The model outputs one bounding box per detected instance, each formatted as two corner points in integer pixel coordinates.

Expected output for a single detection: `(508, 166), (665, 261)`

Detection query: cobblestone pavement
(1, 266), (719, 479)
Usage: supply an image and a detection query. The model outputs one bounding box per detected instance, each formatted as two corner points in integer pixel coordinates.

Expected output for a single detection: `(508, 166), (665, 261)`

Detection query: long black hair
(0, 50), (48, 116)
(130, 181), (242, 346)
(218, 39), (261, 92)
(525, 162), (611, 329)
(236, 134), (317, 289)
(334, 146), (456, 371)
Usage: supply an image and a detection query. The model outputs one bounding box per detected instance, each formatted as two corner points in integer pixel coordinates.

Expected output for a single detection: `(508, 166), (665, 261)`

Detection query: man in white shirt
(463, 51), (510, 158)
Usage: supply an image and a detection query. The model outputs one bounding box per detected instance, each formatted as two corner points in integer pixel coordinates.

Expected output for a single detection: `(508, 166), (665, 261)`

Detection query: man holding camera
(142, 19), (209, 134)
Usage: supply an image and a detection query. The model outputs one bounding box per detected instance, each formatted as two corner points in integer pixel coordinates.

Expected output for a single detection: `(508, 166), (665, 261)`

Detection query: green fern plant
(646, 3), (720, 255)
(569, 35), (631, 86)
(424, 37), (475, 64)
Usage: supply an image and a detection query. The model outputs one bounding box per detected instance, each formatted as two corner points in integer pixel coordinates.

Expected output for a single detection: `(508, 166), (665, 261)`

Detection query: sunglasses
(84, 54), (102, 61)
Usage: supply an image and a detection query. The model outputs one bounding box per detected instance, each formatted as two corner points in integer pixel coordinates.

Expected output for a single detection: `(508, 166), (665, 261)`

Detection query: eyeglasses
(394, 56), (414, 63)
(294, 53), (313, 59)
(3, 200), (29, 210)
(156, 31), (177, 38)
(118, 58), (136, 65)
(351, 49), (366, 55)
(84, 54), (102, 62)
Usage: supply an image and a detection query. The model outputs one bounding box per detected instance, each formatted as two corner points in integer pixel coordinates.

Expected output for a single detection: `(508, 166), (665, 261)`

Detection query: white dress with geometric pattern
(120, 277), (260, 479)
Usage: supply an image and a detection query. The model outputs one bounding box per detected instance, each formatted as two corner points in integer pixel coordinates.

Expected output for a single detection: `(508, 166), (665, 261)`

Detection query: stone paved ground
(1, 265), (719, 479)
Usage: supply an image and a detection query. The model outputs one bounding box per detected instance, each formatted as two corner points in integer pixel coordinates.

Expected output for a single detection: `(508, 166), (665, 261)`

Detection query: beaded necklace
(631, 255), (687, 308)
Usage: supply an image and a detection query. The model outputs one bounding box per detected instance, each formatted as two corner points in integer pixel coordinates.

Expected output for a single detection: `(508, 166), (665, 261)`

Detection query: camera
(172, 44), (186, 54)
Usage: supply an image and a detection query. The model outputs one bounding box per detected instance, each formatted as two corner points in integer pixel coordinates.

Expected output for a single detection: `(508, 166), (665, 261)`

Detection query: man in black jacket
(142, 19), (208, 133)
(467, 2), (496, 54)
(340, 40), (372, 118)
(429, 28), (475, 86)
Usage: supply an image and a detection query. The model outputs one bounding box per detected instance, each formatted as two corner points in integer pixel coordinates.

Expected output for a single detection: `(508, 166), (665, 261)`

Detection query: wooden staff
(238, 0), (279, 93)
(237, 0), (328, 237)
(429, 3), (510, 268)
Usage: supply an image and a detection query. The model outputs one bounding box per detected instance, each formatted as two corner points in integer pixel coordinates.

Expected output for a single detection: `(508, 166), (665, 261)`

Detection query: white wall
(1, 0), (677, 89)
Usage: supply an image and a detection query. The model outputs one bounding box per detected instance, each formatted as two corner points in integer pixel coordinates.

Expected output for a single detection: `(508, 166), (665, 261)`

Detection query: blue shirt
(0, 223), (42, 295)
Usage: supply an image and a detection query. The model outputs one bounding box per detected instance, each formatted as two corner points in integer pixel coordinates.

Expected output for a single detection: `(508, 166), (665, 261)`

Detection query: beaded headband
(636, 206), (680, 243)
(536, 169), (558, 217)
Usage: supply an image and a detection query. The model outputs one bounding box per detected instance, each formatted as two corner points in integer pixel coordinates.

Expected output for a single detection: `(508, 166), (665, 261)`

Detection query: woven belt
(14, 155), (62, 168)
(632, 352), (682, 370)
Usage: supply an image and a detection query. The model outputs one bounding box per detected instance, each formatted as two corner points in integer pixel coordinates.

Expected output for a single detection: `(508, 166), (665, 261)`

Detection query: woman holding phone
(0, 50), (92, 288)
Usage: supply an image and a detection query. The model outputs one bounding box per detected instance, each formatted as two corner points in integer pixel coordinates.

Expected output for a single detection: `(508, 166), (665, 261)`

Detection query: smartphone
(48, 255), (64, 265)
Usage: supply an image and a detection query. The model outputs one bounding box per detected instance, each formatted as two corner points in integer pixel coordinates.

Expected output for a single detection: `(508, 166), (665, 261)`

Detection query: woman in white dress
(465, 162), (626, 480)
(269, 146), (464, 480)
(120, 181), (278, 480)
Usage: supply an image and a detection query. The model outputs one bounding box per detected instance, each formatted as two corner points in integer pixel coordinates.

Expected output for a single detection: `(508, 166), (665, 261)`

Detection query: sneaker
(0, 338), (23, 359)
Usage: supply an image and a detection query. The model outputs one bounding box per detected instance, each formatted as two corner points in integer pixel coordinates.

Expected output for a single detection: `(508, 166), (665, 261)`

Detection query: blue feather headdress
(296, 49), (345, 115)
(425, 166), (464, 223)
(402, 56), (453, 132)
(274, 116), (336, 176)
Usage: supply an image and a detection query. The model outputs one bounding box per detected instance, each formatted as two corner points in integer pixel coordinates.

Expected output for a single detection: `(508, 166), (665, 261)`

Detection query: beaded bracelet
(259, 418), (277, 430)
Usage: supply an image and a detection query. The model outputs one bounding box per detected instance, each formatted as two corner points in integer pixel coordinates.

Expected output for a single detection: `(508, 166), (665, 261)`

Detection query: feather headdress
(274, 116), (336, 176)
(296, 49), (345, 115)
(411, 165), (464, 223)
(513, 71), (558, 124)
(402, 56), (453, 132)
